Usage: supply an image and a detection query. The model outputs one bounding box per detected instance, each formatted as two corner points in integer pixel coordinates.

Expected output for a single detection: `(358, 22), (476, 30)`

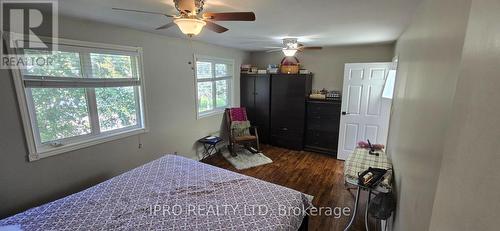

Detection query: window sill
(29, 127), (148, 162)
(197, 109), (225, 120)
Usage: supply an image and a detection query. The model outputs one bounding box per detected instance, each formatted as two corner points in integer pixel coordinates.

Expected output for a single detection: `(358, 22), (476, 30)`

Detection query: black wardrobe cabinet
(270, 74), (312, 150)
(240, 74), (271, 143)
(240, 73), (312, 149)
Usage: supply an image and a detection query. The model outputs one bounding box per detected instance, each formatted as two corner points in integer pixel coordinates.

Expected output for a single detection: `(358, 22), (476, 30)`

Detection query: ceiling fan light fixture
(173, 18), (206, 36)
(282, 48), (298, 57)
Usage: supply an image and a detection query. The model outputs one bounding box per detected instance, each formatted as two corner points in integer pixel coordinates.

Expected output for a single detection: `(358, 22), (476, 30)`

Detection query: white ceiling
(58, 0), (422, 51)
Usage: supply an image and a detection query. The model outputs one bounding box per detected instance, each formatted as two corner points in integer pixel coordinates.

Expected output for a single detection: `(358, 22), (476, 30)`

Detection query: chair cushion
(234, 135), (257, 142)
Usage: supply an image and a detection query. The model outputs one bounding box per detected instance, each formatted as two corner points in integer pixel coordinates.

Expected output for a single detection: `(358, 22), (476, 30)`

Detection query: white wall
(0, 16), (249, 218)
(387, 0), (472, 230)
(429, 0), (500, 230)
(250, 44), (394, 91)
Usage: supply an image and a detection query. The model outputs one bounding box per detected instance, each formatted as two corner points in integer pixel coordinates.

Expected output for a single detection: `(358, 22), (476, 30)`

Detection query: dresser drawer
(305, 130), (339, 150)
(307, 116), (340, 131)
(307, 102), (341, 116)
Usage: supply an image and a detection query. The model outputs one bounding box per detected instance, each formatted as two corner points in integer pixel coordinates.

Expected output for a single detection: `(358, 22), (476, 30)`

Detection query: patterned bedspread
(0, 155), (312, 231)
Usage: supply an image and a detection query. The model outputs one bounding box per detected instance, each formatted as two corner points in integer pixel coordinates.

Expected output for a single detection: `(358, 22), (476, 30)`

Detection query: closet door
(254, 76), (271, 143)
(270, 74), (312, 149)
(240, 74), (256, 121)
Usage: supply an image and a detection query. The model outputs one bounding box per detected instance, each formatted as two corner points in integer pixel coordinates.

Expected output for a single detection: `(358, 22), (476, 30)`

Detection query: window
(195, 56), (233, 118)
(11, 38), (148, 161)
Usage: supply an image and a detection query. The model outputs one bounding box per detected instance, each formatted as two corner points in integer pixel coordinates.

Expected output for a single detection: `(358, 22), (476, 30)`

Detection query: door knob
(342, 111), (350, 115)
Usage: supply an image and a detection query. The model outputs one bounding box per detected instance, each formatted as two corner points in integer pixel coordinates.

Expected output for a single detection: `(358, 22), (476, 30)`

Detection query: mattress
(0, 155), (312, 230)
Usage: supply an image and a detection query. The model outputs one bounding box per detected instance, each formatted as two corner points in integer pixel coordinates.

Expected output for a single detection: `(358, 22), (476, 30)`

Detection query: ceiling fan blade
(266, 49), (282, 53)
(301, 46), (323, 50)
(203, 12), (256, 21)
(112, 7), (174, 18)
(204, 21), (229, 33)
(155, 22), (176, 30)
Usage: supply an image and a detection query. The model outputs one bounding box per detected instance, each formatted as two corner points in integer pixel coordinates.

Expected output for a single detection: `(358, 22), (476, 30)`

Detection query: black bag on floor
(368, 192), (395, 220)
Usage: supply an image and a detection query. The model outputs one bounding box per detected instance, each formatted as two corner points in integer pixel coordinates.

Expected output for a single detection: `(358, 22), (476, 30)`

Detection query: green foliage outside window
(91, 53), (133, 78)
(96, 87), (137, 132)
(24, 50), (139, 143)
(32, 88), (91, 142)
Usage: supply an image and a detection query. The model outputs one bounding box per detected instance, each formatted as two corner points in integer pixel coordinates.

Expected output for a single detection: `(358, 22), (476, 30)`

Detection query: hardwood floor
(202, 145), (379, 231)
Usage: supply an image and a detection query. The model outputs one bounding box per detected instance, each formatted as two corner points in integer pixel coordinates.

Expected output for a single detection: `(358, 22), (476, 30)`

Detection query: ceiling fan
(267, 38), (322, 57)
(112, 0), (255, 37)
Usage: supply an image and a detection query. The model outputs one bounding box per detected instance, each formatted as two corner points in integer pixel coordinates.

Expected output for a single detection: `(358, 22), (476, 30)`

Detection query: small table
(198, 136), (223, 160)
(343, 148), (393, 231)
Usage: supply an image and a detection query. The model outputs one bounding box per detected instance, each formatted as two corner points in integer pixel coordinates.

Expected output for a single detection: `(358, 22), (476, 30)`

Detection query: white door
(337, 63), (394, 160)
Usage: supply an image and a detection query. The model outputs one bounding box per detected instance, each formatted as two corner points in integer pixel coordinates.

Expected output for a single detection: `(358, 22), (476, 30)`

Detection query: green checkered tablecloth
(344, 148), (393, 192)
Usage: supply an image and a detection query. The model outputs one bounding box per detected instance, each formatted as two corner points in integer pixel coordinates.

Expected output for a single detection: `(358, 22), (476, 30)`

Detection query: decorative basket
(280, 57), (300, 74)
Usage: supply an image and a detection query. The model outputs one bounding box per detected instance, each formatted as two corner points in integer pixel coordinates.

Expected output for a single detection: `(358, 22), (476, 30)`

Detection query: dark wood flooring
(202, 145), (378, 231)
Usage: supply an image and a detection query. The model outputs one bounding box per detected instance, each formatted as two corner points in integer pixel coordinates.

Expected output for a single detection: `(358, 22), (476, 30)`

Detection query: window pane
(91, 53), (134, 78)
(215, 63), (229, 78)
(31, 88), (91, 143)
(196, 61), (212, 79)
(216, 80), (229, 108)
(95, 87), (138, 132)
(23, 50), (81, 77)
(197, 82), (213, 112)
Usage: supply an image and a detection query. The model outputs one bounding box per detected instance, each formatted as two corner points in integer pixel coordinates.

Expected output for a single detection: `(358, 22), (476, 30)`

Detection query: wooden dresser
(304, 100), (342, 157)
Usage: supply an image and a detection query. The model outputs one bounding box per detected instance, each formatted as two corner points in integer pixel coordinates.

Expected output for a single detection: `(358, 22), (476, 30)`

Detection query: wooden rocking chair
(225, 108), (260, 156)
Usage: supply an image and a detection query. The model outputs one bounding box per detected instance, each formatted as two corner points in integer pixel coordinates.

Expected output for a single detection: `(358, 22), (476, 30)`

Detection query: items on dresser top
(309, 89), (342, 101)
(299, 69), (311, 74)
(325, 91), (341, 100)
(309, 93), (326, 100)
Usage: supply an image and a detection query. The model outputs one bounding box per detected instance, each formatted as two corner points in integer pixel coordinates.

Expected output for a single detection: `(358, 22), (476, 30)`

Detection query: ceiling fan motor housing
(174, 0), (205, 15)
(283, 38), (299, 49)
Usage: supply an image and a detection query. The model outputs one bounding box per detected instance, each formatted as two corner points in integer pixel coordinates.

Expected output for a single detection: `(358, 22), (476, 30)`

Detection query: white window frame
(9, 37), (149, 161)
(194, 55), (234, 119)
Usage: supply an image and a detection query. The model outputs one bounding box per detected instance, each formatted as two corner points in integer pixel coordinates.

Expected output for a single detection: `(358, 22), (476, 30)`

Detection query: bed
(0, 155), (312, 230)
